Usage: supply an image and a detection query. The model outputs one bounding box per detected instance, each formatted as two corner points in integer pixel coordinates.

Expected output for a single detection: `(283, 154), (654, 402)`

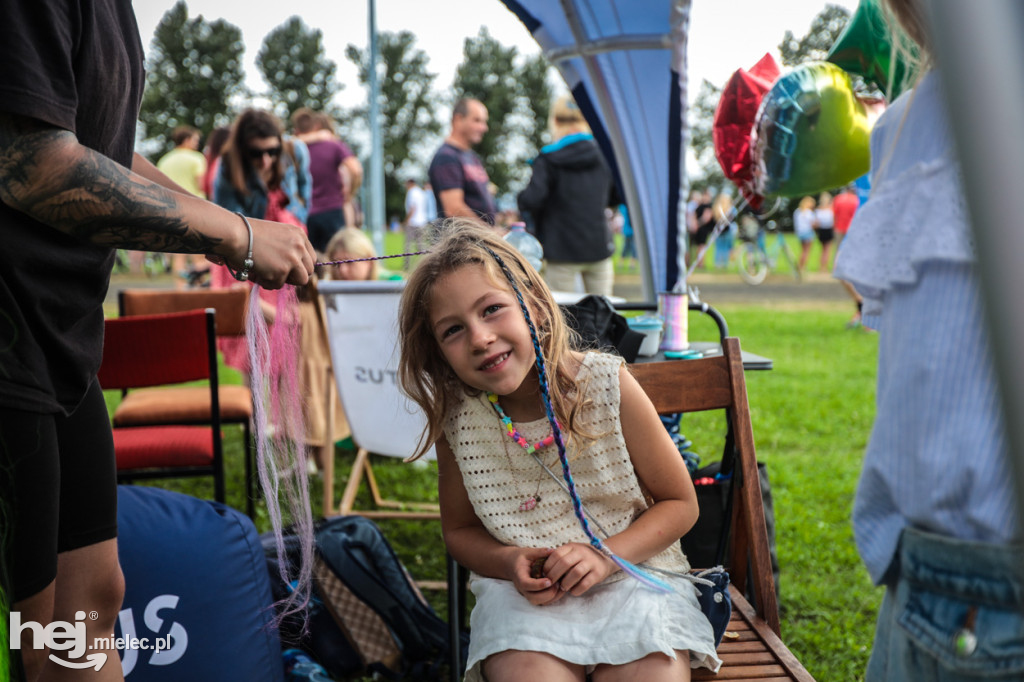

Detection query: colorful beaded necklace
(487, 392), (556, 511)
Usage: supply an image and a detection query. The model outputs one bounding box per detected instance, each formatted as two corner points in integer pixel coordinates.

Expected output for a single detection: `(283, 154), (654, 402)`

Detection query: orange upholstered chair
(116, 288), (254, 515)
(98, 309), (225, 502)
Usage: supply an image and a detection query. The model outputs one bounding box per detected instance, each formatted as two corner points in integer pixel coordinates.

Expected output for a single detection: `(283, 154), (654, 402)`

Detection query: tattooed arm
(0, 113), (315, 288)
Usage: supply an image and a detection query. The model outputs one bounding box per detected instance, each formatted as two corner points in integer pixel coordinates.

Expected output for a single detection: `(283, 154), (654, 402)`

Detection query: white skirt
(464, 573), (723, 681)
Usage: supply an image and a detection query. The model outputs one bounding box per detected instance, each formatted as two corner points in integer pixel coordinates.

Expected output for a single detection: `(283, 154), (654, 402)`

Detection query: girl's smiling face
(429, 264), (538, 403)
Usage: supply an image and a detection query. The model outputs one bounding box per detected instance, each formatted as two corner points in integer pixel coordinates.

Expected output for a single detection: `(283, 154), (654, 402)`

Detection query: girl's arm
(436, 435), (559, 605)
(542, 365), (699, 596)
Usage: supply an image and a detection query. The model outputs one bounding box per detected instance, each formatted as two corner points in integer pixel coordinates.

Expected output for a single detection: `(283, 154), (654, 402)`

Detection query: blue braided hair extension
(483, 247), (672, 593)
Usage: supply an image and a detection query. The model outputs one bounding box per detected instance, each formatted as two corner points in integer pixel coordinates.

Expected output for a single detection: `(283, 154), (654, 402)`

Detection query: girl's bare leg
(592, 650), (691, 682)
(483, 650), (585, 682)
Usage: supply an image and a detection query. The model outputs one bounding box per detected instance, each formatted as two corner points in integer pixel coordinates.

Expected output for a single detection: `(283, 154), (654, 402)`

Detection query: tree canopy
(257, 17), (342, 123)
(452, 27), (553, 201)
(345, 31), (441, 219)
(779, 4), (852, 66)
(139, 0), (246, 158)
(688, 79), (726, 193)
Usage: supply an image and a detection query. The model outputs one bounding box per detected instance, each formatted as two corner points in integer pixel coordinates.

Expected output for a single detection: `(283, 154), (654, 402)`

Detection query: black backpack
(263, 516), (467, 680)
(561, 294), (644, 362)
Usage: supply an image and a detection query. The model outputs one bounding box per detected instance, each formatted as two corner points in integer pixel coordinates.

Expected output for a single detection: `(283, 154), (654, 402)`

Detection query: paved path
(611, 270), (850, 307)
(108, 269), (850, 309)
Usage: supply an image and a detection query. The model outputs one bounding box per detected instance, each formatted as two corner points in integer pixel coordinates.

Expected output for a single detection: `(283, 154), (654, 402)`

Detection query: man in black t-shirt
(690, 190), (715, 269)
(428, 98), (497, 225)
(0, 2), (315, 677)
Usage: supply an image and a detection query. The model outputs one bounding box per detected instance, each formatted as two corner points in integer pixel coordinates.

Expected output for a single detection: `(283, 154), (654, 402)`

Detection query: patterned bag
(264, 516), (467, 680)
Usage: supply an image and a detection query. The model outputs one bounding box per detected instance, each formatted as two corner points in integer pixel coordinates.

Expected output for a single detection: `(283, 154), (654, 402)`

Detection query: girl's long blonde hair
(325, 227), (380, 280)
(398, 219), (583, 460)
(883, 0), (929, 96)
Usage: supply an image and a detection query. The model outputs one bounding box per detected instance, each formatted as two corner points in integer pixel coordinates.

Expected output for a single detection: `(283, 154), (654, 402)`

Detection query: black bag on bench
(264, 516), (469, 680)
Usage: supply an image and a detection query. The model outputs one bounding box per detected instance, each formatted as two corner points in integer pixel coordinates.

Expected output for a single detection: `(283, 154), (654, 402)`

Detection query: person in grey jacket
(518, 95), (619, 296)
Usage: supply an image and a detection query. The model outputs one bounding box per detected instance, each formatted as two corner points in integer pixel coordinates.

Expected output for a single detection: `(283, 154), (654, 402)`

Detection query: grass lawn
(106, 265), (881, 679)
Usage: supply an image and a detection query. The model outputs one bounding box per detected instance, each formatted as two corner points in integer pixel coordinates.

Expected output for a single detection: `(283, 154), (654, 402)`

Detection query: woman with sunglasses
(213, 109), (310, 226)
(211, 110), (313, 376)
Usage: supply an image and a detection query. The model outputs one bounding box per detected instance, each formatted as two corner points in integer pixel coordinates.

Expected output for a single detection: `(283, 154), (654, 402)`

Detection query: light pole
(366, 0), (386, 256)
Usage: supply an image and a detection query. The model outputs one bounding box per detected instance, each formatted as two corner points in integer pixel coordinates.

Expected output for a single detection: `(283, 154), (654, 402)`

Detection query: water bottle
(503, 222), (544, 272)
(282, 649), (332, 681)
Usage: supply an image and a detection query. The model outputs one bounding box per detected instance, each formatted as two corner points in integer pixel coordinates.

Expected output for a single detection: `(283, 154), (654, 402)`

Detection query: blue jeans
(867, 527), (1024, 681)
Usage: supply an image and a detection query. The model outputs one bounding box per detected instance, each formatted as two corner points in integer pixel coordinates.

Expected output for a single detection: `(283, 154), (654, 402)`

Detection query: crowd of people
(128, 90), (627, 300)
(685, 186), (861, 277)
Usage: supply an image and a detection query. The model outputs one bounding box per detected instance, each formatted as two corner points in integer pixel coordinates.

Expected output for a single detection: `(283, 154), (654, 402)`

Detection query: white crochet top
(443, 351), (690, 583)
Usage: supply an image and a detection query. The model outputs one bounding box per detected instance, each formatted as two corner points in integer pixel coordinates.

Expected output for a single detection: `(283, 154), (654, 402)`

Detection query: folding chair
(318, 280), (439, 520)
(116, 288), (255, 516)
(98, 309), (226, 502)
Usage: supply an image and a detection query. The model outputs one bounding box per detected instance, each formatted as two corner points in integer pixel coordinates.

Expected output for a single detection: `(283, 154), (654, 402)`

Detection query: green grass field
(105, 298), (882, 680)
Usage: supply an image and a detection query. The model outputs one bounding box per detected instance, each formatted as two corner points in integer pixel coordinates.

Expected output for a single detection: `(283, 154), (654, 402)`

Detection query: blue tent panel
(502, 0), (691, 296)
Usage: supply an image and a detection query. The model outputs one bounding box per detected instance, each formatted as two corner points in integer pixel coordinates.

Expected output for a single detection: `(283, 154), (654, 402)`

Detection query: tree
(688, 79), (726, 192)
(257, 17), (342, 123)
(516, 54), (555, 158)
(779, 4), (852, 66)
(139, 1), (246, 159)
(344, 31), (441, 219)
(452, 27), (553, 200)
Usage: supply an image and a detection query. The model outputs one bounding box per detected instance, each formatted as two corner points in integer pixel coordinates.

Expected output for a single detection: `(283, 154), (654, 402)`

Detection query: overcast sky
(132, 0), (860, 109)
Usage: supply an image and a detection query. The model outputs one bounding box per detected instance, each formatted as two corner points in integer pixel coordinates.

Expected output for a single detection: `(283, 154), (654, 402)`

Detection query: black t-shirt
(0, 1), (145, 414)
(428, 142), (496, 224)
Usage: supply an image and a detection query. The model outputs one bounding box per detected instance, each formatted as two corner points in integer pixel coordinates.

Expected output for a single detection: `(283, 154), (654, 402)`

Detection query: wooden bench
(632, 337), (815, 681)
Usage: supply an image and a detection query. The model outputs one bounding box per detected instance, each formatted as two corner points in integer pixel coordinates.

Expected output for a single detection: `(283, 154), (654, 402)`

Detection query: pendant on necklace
(518, 495), (540, 512)
(488, 392), (557, 513)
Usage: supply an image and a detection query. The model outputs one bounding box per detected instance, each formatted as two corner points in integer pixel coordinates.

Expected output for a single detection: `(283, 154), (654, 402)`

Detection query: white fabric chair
(319, 280), (438, 518)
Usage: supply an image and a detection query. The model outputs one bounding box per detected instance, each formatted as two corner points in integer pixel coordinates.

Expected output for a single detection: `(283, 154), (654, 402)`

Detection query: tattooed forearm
(0, 112), (222, 254)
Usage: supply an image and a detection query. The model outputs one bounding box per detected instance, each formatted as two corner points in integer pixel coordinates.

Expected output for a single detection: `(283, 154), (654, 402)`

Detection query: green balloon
(827, 0), (916, 100)
(753, 62), (872, 198)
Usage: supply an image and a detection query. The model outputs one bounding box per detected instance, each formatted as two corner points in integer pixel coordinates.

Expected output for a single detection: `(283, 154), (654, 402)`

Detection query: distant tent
(500, 0), (692, 297)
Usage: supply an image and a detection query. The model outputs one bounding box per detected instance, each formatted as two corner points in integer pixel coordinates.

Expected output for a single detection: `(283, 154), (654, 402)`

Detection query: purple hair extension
(485, 248), (672, 593)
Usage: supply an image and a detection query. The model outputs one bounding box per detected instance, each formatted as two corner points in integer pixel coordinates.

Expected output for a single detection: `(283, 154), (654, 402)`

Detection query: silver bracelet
(227, 212), (255, 282)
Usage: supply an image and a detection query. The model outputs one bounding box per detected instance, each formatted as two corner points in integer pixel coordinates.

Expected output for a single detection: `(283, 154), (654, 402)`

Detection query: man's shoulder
(430, 142), (461, 163)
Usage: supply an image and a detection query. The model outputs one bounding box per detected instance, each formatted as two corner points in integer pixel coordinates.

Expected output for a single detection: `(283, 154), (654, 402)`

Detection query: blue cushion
(115, 485), (283, 681)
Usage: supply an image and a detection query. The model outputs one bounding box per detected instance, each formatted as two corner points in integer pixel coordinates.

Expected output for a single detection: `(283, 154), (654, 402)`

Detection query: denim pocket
(898, 584), (1024, 678)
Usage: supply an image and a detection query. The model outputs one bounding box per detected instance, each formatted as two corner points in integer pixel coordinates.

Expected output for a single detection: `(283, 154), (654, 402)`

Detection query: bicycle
(737, 217), (801, 285)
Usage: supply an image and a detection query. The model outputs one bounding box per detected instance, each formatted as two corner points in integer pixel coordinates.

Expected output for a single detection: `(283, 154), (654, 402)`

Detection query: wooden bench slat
(720, 640), (775, 653)
(719, 651), (779, 665)
(703, 664), (788, 679)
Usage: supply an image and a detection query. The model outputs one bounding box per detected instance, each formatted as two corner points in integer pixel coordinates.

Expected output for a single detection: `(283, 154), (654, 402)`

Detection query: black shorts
(816, 227), (835, 245)
(693, 222), (715, 246)
(0, 379), (117, 602)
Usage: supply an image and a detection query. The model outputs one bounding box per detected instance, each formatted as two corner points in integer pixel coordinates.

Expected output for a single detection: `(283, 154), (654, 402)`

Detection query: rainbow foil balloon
(752, 61), (871, 198)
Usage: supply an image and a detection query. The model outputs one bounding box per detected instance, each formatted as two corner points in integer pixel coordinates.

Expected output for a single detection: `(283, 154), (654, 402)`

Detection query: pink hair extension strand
(247, 284), (314, 625)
